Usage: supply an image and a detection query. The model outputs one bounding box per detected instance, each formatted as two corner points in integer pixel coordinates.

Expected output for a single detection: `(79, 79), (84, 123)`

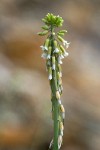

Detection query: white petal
(49, 74), (52, 80)
(45, 46), (48, 50)
(40, 46), (48, 51)
(64, 51), (69, 57)
(60, 55), (64, 59)
(62, 112), (65, 119)
(49, 139), (53, 149)
(58, 57), (63, 64)
(58, 99), (62, 105)
(47, 54), (51, 59)
(52, 64), (55, 70)
(66, 42), (70, 49)
(60, 130), (63, 136)
(54, 48), (59, 53)
(41, 53), (47, 59)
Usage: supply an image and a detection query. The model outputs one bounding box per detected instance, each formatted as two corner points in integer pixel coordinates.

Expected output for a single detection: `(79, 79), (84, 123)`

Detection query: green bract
(42, 13), (64, 27)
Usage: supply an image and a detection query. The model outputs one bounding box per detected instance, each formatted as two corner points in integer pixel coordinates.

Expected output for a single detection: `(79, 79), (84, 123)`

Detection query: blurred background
(0, 0), (100, 150)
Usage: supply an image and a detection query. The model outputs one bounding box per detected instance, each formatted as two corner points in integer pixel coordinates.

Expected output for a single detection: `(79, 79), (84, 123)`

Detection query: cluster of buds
(38, 13), (70, 150)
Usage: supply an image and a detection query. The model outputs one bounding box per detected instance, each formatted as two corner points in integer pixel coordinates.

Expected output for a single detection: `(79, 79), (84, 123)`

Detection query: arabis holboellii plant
(38, 13), (70, 150)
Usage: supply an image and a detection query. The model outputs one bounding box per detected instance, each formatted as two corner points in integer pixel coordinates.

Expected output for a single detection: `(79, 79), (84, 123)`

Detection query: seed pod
(57, 72), (60, 79)
(59, 45), (65, 53)
(56, 91), (60, 99)
(54, 40), (58, 47)
(42, 25), (49, 30)
(59, 78), (62, 85)
(52, 56), (55, 64)
(57, 35), (64, 42)
(57, 32), (65, 36)
(60, 104), (65, 113)
(59, 30), (67, 33)
(38, 30), (48, 36)
(60, 122), (64, 130)
(45, 38), (50, 47)
(58, 64), (62, 72)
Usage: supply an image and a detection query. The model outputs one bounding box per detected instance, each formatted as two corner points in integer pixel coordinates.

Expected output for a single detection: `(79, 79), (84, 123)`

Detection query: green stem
(50, 32), (59, 150)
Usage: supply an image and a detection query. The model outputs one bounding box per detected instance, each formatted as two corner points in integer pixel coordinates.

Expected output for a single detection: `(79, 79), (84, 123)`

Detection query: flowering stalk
(38, 13), (70, 150)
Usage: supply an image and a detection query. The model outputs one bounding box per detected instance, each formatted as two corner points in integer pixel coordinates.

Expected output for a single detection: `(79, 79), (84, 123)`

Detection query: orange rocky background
(0, 0), (100, 150)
